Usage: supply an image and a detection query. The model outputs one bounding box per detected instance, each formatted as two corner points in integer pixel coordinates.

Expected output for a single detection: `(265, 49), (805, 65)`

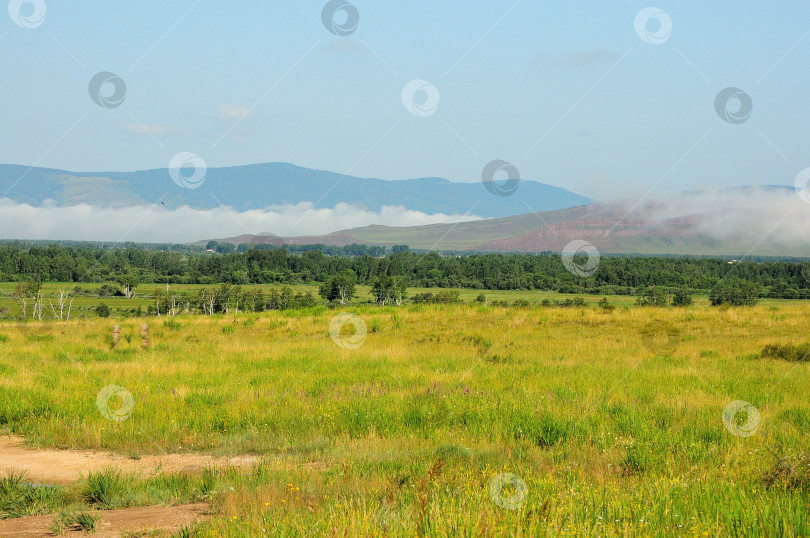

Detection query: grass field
(0, 293), (808, 535)
(0, 281), (791, 319)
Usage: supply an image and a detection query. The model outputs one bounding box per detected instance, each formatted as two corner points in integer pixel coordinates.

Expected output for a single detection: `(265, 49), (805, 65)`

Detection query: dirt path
(0, 503), (210, 537)
(0, 436), (258, 485)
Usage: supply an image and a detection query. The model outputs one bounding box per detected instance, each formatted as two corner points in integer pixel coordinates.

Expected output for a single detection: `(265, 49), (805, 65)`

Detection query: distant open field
(0, 297), (807, 535)
(0, 281), (794, 320)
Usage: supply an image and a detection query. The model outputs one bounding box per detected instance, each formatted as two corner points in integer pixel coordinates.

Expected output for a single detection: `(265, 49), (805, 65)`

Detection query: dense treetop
(1, 242), (809, 299)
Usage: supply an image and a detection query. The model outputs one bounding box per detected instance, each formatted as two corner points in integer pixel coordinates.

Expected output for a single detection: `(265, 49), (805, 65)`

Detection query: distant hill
(216, 187), (808, 256)
(0, 162), (590, 219)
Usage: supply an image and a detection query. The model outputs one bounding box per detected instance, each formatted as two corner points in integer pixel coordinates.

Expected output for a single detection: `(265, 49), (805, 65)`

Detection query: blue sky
(2, 0), (809, 199)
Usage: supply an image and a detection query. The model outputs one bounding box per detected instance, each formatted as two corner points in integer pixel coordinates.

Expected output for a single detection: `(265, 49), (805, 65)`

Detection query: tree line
(1, 243), (809, 300)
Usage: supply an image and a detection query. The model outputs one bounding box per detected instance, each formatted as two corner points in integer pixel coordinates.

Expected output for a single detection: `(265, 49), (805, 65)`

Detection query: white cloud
(630, 187), (810, 250)
(0, 200), (480, 243)
(122, 124), (194, 137)
(217, 104), (251, 121)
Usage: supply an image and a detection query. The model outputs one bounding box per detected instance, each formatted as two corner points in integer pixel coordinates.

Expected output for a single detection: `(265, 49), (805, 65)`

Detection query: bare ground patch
(0, 503), (209, 537)
(0, 436), (258, 485)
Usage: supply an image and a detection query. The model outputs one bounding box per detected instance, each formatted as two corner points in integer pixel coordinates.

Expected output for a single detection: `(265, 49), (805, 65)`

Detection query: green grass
(0, 300), (807, 535)
(0, 471), (65, 519)
(49, 509), (101, 534)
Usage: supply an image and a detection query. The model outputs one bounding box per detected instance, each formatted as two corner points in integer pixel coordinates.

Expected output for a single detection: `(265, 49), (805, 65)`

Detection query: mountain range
(0, 162), (589, 219)
(2, 163), (806, 257)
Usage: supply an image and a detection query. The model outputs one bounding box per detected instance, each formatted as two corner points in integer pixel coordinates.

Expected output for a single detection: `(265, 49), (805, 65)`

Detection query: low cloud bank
(0, 200), (481, 244)
(638, 187), (810, 248)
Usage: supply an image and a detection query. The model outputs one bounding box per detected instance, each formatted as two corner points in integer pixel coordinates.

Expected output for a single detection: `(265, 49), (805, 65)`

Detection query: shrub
(761, 343), (810, 362)
(710, 279), (760, 306)
(636, 286), (668, 307)
(671, 287), (693, 306)
(621, 445), (648, 476)
(95, 304), (111, 318)
(598, 297), (615, 311)
(410, 291), (462, 304)
(762, 451), (809, 492)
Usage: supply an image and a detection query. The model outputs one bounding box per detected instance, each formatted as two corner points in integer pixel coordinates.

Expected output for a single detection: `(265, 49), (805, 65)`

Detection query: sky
(2, 0), (809, 203)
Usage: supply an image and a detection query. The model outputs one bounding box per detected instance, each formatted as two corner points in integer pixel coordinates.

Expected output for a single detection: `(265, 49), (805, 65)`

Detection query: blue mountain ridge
(0, 162), (590, 219)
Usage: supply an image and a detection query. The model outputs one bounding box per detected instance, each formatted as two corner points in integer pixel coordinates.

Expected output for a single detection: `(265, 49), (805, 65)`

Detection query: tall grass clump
(0, 471), (64, 518)
(81, 468), (129, 508)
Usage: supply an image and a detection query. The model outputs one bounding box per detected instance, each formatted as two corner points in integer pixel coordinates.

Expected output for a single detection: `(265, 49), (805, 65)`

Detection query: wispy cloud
(123, 124), (194, 137)
(0, 200), (480, 243)
(217, 104), (251, 121)
(626, 187), (810, 250)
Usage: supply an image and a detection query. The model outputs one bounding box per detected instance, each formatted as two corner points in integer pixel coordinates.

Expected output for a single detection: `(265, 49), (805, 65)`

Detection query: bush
(95, 284), (124, 298)
(761, 343), (810, 362)
(671, 287), (693, 306)
(636, 286), (668, 307)
(598, 297), (615, 311)
(410, 291), (462, 304)
(762, 451), (809, 492)
(95, 304), (111, 318)
(621, 445), (648, 476)
(710, 279), (760, 306)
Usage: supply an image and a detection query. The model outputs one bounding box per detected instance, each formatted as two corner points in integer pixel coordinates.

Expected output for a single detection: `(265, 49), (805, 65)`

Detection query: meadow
(0, 290), (807, 535)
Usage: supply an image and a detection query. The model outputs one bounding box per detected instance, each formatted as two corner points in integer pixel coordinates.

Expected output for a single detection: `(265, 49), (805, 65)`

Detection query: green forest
(1, 242), (809, 301)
